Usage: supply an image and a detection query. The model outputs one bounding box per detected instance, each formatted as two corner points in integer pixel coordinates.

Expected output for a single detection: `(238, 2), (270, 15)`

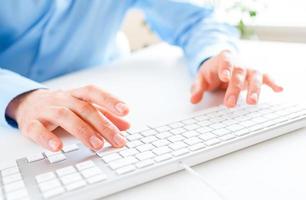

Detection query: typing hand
(6, 85), (130, 152)
(190, 50), (283, 107)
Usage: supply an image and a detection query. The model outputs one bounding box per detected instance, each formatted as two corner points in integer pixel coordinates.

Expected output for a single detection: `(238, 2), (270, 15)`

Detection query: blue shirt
(0, 0), (238, 127)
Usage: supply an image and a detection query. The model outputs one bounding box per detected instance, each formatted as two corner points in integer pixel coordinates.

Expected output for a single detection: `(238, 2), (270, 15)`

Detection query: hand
(190, 50), (283, 107)
(6, 85), (130, 152)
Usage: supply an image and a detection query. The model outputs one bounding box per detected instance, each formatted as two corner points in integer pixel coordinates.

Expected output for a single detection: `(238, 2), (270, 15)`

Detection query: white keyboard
(1, 102), (306, 200)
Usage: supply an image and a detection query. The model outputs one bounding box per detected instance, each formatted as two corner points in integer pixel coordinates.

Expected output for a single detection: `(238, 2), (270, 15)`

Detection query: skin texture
(6, 51), (283, 152)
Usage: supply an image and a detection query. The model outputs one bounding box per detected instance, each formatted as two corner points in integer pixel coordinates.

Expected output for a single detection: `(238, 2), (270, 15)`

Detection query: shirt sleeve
(135, 0), (240, 75)
(0, 68), (46, 127)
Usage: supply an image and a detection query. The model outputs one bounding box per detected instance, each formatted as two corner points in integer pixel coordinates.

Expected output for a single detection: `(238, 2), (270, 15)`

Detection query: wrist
(6, 89), (40, 121)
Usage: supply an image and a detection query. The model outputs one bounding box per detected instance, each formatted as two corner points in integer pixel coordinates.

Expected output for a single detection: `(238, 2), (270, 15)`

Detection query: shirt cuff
(189, 43), (239, 76)
(0, 73), (46, 128)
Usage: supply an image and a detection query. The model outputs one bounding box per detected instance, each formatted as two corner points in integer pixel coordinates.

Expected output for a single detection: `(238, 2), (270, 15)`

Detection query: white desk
(1, 40), (306, 200)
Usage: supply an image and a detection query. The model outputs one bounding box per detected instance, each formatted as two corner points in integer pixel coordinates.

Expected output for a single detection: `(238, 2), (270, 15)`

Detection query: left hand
(190, 50), (283, 107)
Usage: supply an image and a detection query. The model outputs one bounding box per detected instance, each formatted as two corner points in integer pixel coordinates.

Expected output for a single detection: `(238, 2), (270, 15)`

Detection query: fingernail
(227, 95), (236, 107)
(113, 133), (126, 146)
(222, 70), (231, 79)
(115, 102), (128, 114)
(89, 135), (103, 149)
(250, 93), (258, 103)
(48, 139), (59, 151)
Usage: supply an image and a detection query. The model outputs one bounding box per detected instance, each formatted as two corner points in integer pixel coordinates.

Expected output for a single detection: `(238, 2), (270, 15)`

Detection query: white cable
(179, 161), (227, 200)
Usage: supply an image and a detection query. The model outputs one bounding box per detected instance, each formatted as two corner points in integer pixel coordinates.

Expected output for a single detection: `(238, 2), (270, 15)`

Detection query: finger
(190, 73), (208, 104)
(96, 107), (130, 131)
(70, 85), (129, 116)
(67, 99), (127, 147)
(246, 70), (263, 105)
(224, 67), (247, 108)
(40, 106), (104, 150)
(263, 74), (283, 92)
(22, 120), (62, 152)
(217, 51), (234, 82)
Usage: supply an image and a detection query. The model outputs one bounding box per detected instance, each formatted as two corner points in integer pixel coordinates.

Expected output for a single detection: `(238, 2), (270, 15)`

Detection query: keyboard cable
(179, 161), (227, 200)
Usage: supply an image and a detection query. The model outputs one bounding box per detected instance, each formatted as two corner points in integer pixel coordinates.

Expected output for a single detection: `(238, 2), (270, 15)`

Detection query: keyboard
(1, 102), (306, 200)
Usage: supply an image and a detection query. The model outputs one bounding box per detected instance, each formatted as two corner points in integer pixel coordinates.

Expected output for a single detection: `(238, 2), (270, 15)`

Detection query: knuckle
(53, 107), (70, 118)
(78, 102), (94, 115)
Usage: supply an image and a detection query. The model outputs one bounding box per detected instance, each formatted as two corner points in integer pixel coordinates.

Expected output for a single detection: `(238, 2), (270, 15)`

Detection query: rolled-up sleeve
(135, 0), (239, 75)
(0, 68), (45, 127)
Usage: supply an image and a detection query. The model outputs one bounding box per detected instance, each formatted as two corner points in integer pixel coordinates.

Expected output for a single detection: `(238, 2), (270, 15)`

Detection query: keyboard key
(152, 146), (171, 155)
(152, 139), (170, 147)
(169, 142), (187, 150)
(126, 140), (143, 148)
(227, 124), (244, 132)
(108, 157), (137, 169)
(169, 122), (184, 128)
(120, 148), (139, 157)
(197, 127), (213, 134)
(156, 132), (172, 139)
(184, 137), (201, 145)
(101, 153), (122, 163)
(39, 179), (61, 192)
(62, 144), (79, 153)
(4, 181), (25, 193)
(1, 166), (19, 176)
(168, 135), (185, 142)
(26, 153), (44, 163)
(197, 120), (212, 127)
(220, 134), (236, 141)
(204, 138), (221, 146)
(42, 187), (64, 198)
(136, 159), (154, 168)
(155, 126), (171, 132)
(56, 166), (76, 177)
(44, 151), (62, 157)
(141, 136), (158, 143)
(136, 151), (155, 160)
(189, 143), (206, 151)
(116, 165), (136, 175)
(136, 144), (154, 152)
(6, 188), (28, 200)
(36, 172), (56, 183)
(194, 115), (209, 121)
(170, 128), (185, 135)
(209, 123), (227, 129)
(184, 124), (200, 130)
(127, 133), (142, 141)
(76, 160), (95, 171)
(172, 148), (190, 157)
(212, 128), (231, 136)
(199, 132), (216, 141)
(60, 173), (82, 185)
(2, 174), (22, 184)
(141, 129), (158, 136)
(183, 130), (199, 138)
(87, 174), (107, 184)
(48, 153), (66, 163)
(182, 118), (197, 125)
(154, 154), (172, 162)
(65, 180), (86, 191)
(80, 167), (103, 178)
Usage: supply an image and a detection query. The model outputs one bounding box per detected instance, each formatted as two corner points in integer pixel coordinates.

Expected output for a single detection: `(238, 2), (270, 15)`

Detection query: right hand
(6, 85), (130, 152)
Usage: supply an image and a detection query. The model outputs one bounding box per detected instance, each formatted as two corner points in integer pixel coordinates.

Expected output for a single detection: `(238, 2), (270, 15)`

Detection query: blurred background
(122, 0), (306, 51)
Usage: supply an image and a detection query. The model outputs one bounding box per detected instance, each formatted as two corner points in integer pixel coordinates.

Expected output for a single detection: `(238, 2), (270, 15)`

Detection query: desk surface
(1, 40), (306, 200)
